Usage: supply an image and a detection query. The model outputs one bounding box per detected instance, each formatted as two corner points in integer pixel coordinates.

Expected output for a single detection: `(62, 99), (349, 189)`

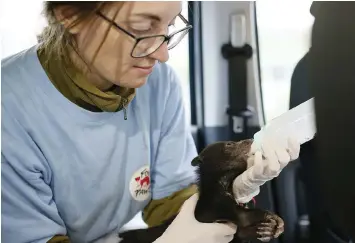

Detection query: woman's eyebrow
(132, 10), (182, 23)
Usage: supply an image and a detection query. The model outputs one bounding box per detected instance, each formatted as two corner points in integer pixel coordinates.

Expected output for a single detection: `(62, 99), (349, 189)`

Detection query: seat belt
(221, 13), (254, 141)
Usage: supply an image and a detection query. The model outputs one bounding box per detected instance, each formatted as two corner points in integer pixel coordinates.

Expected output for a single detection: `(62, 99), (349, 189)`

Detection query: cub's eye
(226, 142), (235, 147)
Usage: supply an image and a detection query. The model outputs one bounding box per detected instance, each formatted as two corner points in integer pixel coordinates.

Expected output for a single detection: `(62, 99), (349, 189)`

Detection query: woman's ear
(53, 6), (84, 34)
(191, 156), (202, 167)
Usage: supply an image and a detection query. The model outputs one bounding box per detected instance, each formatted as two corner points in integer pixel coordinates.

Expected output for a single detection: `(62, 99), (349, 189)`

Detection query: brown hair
(38, 1), (123, 68)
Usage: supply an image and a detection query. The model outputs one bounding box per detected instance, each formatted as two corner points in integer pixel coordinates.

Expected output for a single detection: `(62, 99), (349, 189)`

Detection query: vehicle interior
(1, 1), (354, 242)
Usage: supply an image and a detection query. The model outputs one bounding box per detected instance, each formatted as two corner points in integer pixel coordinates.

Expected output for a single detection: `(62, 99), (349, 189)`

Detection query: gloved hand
(233, 136), (300, 203)
(153, 194), (237, 243)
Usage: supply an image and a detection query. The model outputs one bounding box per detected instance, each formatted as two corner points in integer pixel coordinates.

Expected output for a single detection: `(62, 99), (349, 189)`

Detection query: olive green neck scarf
(37, 48), (136, 113)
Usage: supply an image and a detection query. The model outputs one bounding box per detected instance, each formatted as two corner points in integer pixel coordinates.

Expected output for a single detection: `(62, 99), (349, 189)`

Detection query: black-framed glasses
(96, 11), (192, 58)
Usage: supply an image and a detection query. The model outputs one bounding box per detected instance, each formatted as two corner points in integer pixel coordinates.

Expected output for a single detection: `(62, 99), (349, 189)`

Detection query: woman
(1, 1), (300, 243)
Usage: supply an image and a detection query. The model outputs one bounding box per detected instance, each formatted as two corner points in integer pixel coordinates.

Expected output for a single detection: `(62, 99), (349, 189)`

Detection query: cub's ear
(191, 156), (202, 167)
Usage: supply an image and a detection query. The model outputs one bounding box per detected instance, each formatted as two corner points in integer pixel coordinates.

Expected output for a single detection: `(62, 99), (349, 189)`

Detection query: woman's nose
(149, 42), (169, 63)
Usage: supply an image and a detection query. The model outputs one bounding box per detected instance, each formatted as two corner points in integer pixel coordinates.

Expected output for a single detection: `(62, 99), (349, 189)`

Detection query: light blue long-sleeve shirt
(1, 46), (197, 243)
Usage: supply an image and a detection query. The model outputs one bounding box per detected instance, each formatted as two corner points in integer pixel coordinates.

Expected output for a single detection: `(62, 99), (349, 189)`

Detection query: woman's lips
(133, 65), (154, 75)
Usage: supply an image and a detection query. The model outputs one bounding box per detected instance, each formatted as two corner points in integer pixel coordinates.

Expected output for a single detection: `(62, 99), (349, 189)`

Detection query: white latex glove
(233, 137), (300, 204)
(153, 194), (237, 243)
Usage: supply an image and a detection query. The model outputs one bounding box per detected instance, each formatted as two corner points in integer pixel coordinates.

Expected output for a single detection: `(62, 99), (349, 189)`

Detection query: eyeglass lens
(132, 28), (189, 58)
(132, 36), (166, 58)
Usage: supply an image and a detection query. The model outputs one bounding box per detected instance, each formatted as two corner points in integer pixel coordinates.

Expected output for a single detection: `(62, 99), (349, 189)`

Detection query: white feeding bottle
(252, 98), (317, 151)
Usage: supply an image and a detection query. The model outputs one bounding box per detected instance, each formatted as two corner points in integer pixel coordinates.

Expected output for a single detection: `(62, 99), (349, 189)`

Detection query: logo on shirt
(129, 165), (151, 201)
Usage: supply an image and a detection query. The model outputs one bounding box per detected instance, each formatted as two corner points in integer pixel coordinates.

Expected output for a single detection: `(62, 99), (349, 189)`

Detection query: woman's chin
(112, 76), (148, 89)
(130, 77), (148, 88)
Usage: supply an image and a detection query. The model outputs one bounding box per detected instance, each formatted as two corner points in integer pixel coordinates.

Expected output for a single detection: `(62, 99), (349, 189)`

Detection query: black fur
(119, 140), (284, 243)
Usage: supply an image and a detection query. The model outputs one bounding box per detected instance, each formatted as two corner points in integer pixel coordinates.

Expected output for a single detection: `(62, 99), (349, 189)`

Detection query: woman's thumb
(179, 193), (199, 215)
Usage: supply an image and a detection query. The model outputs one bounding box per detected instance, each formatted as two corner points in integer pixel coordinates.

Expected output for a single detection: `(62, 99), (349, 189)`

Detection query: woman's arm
(2, 104), (68, 243)
(143, 66), (198, 227)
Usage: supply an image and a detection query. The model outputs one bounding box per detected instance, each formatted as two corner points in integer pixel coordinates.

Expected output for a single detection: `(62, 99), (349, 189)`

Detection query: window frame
(187, 1), (205, 151)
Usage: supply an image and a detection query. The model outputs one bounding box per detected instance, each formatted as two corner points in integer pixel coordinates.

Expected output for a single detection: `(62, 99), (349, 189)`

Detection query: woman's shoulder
(1, 45), (39, 75)
(2, 46), (41, 99)
(145, 62), (183, 97)
(1, 45), (50, 123)
(134, 62), (185, 122)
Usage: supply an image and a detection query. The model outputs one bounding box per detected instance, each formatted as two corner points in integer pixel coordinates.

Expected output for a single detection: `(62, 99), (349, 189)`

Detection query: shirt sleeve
(1, 104), (68, 243)
(143, 184), (198, 227)
(149, 66), (199, 200)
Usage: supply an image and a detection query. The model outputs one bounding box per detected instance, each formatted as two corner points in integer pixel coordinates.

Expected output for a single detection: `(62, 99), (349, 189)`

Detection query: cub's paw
(256, 212), (284, 242)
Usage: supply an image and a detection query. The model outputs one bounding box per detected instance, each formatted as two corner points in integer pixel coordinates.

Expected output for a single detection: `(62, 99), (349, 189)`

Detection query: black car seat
(288, 51), (352, 243)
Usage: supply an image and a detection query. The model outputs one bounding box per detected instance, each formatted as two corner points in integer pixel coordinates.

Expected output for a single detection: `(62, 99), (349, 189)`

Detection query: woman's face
(64, 1), (183, 89)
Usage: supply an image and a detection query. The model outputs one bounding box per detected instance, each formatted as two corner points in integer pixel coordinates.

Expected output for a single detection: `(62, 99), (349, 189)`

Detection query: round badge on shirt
(129, 165), (151, 201)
